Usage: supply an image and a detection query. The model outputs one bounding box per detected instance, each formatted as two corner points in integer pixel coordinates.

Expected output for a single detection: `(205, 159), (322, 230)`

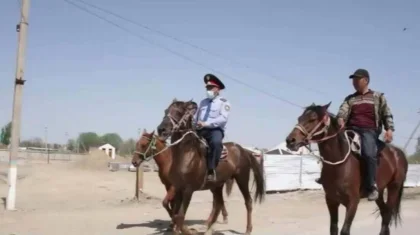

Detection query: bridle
(164, 107), (196, 134)
(133, 135), (157, 162)
(294, 115), (338, 143)
(293, 114), (353, 165)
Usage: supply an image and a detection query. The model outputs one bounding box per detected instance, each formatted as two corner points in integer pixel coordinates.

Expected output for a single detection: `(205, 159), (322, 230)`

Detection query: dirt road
(0, 162), (419, 234)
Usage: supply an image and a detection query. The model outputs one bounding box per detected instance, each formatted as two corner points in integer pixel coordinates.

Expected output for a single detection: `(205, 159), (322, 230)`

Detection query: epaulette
(220, 98), (227, 102)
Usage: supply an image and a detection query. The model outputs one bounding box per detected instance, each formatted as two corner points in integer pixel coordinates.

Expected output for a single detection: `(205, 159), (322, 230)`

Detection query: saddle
(198, 136), (229, 160)
(345, 130), (386, 159)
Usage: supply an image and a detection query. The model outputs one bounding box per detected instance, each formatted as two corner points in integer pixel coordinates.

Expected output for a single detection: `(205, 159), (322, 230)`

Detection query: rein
(293, 115), (355, 166)
(133, 131), (206, 162)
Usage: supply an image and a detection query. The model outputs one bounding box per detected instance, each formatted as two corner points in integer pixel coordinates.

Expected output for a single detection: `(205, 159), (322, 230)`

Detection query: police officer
(193, 74), (231, 182)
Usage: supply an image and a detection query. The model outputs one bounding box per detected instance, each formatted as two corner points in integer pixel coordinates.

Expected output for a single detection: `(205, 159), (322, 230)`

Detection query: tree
(100, 133), (123, 151)
(416, 137), (420, 153)
(66, 139), (76, 151)
(20, 137), (44, 148)
(0, 122), (12, 146)
(77, 132), (101, 152)
(118, 138), (136, 156)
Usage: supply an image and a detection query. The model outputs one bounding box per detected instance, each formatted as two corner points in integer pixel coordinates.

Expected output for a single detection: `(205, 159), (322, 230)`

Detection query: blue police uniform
(193, 74), (230, 179)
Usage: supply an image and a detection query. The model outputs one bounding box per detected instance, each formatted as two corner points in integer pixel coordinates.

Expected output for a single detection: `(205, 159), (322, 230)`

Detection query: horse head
(285, 102), (331, 151)
(156, 98), (198, 141)
(132, 128), (160, 167)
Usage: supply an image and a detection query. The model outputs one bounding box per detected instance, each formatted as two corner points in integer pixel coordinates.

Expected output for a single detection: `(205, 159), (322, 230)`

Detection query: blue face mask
(206, 90), (215, 99)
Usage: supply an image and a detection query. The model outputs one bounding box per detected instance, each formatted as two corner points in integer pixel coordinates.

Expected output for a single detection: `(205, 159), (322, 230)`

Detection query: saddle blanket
(220, 145), (228, 159)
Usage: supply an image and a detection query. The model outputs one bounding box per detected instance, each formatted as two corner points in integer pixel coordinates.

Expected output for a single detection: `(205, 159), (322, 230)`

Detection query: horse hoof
(204, 228), (214, 235)
(166, 222), (176, 232)
(221, 217), (228, 224)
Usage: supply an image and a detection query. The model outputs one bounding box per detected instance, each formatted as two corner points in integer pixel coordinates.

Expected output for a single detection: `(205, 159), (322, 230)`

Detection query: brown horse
(131, 129), (233, 228)
(156, 99), (265, 235)
(285, 102), (408, 235)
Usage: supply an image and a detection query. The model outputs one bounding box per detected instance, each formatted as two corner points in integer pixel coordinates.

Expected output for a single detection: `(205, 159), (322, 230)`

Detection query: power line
(63, 0), (304, 108)
(63, 0), (416, 142)
(72, 0), (328, 97)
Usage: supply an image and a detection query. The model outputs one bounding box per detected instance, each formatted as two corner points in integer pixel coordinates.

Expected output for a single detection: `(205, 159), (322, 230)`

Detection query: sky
(0, 0), (419, 153)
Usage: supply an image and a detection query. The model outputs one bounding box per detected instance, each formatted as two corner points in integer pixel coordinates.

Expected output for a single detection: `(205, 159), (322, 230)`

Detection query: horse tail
(391, 181), (405, 226)
(225, 178), (234, 197)
(390, 147), (408, 227)
(247, 150), (265, 204)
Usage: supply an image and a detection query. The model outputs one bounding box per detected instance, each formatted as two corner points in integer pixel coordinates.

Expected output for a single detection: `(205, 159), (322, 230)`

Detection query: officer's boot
(206, 147), (216, 182)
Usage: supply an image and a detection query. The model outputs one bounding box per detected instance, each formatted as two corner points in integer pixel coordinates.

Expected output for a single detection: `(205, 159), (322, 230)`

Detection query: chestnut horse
(131, 129), (233, 229)
(285, 103), (408, 235)
(156, 99), (265, 235)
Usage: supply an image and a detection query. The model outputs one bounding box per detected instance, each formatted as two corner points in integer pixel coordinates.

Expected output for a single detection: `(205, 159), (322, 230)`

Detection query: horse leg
(326, 196), (339, 235)
(163, 185), (176, 230)
(173, 188), (195, 235)
(378, 183), (404, 235)
(340, 197), (360, 235)
(375, 190), (390, 235)
(221, 201), (228, 224)
(171, 191), (183, 234)
(204, 186), (224, 235)
(205, 187), (228, 227)
(204, 191), (217, 227)
(235, 172), (253, 235)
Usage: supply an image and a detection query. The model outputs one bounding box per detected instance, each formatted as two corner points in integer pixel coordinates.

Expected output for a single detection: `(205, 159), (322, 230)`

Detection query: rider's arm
(336, 95), (352, 122)
(379, 94), (395, 131)
(206, 100), (230, 128)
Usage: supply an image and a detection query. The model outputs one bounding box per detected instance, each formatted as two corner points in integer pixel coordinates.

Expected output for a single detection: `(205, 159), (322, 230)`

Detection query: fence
(263, 154), (420, 192)
(0, 149), (86, 163)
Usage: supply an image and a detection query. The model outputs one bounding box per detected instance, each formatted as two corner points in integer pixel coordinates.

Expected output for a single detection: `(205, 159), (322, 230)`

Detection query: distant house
(97, 143), (116, 159)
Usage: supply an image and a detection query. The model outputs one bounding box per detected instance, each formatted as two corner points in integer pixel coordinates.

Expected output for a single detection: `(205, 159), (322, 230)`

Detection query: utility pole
(45, 126), (49, 164)
(6, 0), (31, 211)
(135, 127), (144, 200)
(403, 109), (420, 152)
(64, 132), (69, 150)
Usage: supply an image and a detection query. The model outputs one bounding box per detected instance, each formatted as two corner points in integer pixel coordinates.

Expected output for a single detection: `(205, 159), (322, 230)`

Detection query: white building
(98, 143), (116, 160)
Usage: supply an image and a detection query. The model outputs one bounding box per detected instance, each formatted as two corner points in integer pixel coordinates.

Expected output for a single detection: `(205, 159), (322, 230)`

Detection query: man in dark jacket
(316, 69), (394, 201)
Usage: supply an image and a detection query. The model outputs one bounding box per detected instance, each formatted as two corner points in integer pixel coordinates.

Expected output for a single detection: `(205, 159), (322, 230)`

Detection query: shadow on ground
(116, 219), (242, 234)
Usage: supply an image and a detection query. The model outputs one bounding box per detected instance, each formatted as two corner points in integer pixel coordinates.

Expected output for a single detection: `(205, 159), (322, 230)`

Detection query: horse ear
(322, 102), (332, 113)
(172, 98), (177, 102)
(185, 101), (198, 111)
(311, 102), (316, 106)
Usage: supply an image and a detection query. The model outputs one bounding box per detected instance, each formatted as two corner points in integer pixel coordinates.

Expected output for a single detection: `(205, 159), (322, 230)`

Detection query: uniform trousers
(197, 128), (224, 172)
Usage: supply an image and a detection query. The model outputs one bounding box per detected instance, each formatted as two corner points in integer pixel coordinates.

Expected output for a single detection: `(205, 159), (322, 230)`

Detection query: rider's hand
(337, 118), (345, 129)
(384, 130), (393, 143)
(197, 121), (206, 128)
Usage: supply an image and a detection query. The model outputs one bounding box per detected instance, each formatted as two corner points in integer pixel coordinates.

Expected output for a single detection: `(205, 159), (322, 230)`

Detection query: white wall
(263, 154), (420, 192)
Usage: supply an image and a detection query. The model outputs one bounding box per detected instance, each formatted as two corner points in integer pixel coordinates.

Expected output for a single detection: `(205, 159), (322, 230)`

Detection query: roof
(98, 143), (115, 149)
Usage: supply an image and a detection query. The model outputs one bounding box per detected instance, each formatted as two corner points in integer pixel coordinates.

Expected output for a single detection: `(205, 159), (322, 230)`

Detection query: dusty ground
(0, 159), (419, 235)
